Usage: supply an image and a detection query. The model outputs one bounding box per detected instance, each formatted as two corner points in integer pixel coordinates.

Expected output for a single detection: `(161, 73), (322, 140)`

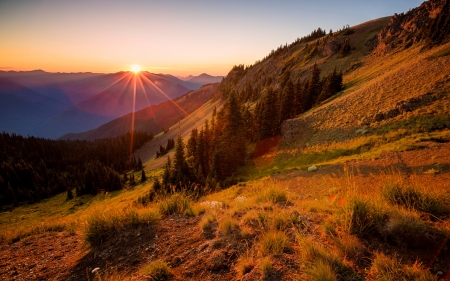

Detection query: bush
(367, 253), (437, 281)
(142, 260), (172, 281)
(258, 230), (291, 256)
(158, 193), (192, 216)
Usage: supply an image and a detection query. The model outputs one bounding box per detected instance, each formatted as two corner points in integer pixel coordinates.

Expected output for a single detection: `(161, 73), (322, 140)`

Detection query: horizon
(0, 68), (223, 78)
(0, 0), (422, 76)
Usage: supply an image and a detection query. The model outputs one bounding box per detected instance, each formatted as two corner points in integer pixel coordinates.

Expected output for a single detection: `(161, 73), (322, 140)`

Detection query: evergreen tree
(303, 63), (322, 111)
(186, 129), (198, 158)
(258, 87), (280, 139)
(172, 135), (189, 188)
(280, 80), (295, 122)
(66, 187), (73, 201)
(141, 169), (147, 183)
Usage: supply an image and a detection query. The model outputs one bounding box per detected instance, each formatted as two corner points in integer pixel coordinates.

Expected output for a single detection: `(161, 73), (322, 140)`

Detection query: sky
(0, 0), (423, 77)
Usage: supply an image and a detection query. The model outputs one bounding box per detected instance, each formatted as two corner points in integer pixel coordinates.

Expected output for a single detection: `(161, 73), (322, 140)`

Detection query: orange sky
(0, 0), (422, 76)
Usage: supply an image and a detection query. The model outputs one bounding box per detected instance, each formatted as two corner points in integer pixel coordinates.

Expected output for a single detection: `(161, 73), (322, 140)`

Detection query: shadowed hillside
(62, 83), (219, 141)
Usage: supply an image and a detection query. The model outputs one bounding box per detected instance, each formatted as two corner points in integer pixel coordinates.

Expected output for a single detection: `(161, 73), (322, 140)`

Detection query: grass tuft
(260, 257), (275, 280)
(141, 260), (172, 281)
(367, 253), (437, 281)
(158, 193), (192, 216)
(257, 185), (288, 205)
(219, 217), (241, 237)
(382, 182), (450, 218)
(339, 196), (385, 237)
(5, 221), (70, 244)
(383, 209), (445, 248)
(258, 230), (291, 256)
(84, 208), (160, 247)
(298, 235), (361, 281)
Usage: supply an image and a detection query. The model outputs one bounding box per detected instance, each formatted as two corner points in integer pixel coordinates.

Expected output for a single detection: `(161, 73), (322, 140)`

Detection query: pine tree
(172, 135), (189, 188)
(280, 80), (295, 122)
(187, 129), (198, 158)
(66, 187), (73, 201)
(258, 87), (280, 139)
(303, 63), (322, 111)
(141, 169), (147, 183)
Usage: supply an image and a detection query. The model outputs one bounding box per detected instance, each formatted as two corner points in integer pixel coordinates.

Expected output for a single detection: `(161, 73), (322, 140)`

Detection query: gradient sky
(0, 0), (423, 76)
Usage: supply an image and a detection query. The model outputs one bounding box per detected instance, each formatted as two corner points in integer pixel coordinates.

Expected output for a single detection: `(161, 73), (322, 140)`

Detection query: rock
(91, 267), (100, 273)
(308, 166), (318, 172)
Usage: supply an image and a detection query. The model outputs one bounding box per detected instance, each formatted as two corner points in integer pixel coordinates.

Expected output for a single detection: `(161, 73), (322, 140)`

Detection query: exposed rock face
(372, 0), (450, 55)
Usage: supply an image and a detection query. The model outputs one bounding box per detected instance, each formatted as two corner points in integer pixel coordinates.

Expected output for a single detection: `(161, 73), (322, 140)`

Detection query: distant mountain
(0, 77), (67, 137)
(61, 83), (219, 140)
(187, 73), (224, 86)
(159, 73), (224, 90)
(155, 73), (201, 90)
(0, 71), (191, 138)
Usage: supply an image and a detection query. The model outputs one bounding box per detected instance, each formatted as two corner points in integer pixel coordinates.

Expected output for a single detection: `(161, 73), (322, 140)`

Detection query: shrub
(158, 193), (192, 216)
(382, 183), (450, 217)
(367, 253), (437, 281)
(142, 260), (172, 281)
(258, 230), (291, 256)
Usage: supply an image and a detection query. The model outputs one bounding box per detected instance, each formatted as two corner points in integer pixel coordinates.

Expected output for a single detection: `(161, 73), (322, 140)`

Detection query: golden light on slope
(131, 64), (141, 73)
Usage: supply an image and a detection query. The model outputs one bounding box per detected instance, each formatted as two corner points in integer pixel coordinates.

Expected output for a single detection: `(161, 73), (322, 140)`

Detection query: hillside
(2, 0), (450, 280)
(62, 83), (219, 141)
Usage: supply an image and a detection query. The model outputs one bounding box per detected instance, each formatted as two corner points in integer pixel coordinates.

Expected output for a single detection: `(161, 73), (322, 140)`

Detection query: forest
(0, 131), (152, 207)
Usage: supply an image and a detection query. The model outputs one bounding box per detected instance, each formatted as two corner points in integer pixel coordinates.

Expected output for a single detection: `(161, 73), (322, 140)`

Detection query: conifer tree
(66, 187), (73, 201)
(141, 169), (147, 183)
(258, 87), (280, 139)
(303, 63), (322, 111)
(280, 80), (295, 122)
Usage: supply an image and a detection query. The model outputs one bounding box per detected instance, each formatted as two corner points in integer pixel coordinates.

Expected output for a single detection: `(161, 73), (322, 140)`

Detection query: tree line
(0, 131), (152, 207)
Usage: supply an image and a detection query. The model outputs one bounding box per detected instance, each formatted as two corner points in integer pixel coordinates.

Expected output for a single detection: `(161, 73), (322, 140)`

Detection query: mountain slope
(61, 83), (219, 141)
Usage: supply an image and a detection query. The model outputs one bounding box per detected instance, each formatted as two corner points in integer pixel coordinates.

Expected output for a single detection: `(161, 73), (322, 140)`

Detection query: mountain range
(0, 71), (222, 138)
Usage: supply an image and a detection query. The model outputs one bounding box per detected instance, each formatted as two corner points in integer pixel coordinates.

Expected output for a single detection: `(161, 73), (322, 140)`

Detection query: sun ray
(139, 73), (190, 117)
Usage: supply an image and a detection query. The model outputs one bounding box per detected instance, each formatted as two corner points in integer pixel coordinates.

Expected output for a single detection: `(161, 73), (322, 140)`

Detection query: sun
(131, 64), (141, 73)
